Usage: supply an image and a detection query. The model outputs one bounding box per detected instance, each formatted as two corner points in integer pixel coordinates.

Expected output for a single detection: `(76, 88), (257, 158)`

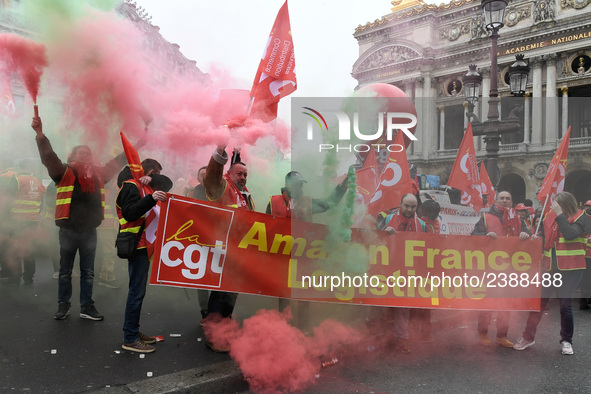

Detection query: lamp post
(463, 0), (530, 187)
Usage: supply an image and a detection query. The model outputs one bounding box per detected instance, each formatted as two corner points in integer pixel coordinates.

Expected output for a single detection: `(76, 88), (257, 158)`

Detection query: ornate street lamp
(508, 54), (530, 97)
(463, 64), (483, 122)
(481, 0), (508, 30)
(469, 0), (525, 187)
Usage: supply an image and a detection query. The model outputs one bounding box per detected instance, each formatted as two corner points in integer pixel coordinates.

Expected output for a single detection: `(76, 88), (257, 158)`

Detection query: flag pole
(534, 194), (549, 237)
(246, 96), (254, 116)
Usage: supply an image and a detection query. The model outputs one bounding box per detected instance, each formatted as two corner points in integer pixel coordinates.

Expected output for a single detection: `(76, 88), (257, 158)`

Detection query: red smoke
(42, 10), (289, 163)
(0, 33), (48, 103)
(204, 308), (361, 393)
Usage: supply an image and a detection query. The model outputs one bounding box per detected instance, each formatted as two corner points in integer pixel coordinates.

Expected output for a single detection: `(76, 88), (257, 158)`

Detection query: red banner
(151, 195), (543, 311)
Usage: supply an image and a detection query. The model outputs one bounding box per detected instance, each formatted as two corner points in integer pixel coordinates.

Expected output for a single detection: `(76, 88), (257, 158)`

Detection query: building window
(568, 87), (591, 138)
(444, 104), (464, 149)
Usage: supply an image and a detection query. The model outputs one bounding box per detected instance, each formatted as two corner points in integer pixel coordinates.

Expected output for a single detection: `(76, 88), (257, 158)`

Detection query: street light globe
(463, 64), (483, 105)
(481, 0), (508, 30)
(508, 54), (530, 96)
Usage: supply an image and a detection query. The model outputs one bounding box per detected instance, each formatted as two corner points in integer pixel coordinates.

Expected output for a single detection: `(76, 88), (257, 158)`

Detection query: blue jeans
(58, 227), (97, 310)
(523, 269), (584, 344)
(123, 249), (150, 343)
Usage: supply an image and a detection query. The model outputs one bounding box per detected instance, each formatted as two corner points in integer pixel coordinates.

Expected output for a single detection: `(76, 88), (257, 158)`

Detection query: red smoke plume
(204, 309), (361, 392)
(0, 33), (48, 103)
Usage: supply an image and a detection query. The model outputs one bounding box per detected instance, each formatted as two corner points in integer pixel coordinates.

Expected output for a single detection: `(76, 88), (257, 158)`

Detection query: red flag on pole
(479, 161), (496, 207)
(249, 0), (297, 122)
(367, 132), (412, 217)
(120, 132), (160, 257)
(536, 126), (570, 214)
(448, 123), (483, 212)
(120, 132), (146, 182)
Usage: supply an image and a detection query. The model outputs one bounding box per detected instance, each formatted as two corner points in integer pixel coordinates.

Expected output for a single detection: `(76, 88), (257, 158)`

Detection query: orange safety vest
(208, 175), (254, 210)
(10, 174), (45, 222)
(269, 194), (312, 221)
(116, 180), (147, 250)
(542, 211), (587, 270)
(483, 212), (521, 236)
(55, 167), (105, 220)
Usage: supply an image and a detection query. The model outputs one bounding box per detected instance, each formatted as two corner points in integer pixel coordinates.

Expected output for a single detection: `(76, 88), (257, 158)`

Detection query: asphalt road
(3, 258), (591, 393)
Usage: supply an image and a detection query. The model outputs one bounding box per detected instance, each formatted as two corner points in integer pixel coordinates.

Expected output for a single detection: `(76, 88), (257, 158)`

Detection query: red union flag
(250, 0), (297, 122)
(537, 126), (570, 213)
(479, 162), (496, 207)
(448, 123), (483, 212)
(367, 131), (412, 217)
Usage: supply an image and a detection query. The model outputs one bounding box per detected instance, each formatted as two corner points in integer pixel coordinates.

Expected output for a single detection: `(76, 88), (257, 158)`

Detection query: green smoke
(18, 0), (119, 38)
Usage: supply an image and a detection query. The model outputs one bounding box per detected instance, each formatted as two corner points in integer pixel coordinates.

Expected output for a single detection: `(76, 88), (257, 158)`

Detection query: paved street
(2, 258), (591, 393)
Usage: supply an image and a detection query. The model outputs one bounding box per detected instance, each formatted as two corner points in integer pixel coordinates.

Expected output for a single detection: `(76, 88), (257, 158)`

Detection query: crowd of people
(0, 115), (590, 357)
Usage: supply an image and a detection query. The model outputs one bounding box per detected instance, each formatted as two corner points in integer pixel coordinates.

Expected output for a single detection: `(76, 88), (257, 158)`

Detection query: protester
(410, 198), (441, 343)
(1, 168), (45, 285)
(513, 192), (591, 354)
(187, 166), (207, 201)
(266, 170), (348, 330)
(373, 193), (426, 352)
(580, 200), (591, 310)
(117, 159), (172, 353)
(0, 168), (17, 284)
(186, 165), (210, 320)
(203, 146), (254, 352)
(472, 191), (530, 348)
(515, 203), (533, 233)
(31, 115), (126, 321)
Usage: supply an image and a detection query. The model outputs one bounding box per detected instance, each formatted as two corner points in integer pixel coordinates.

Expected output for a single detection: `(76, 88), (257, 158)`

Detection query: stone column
(421, 75), (434, 161)
(545, 55), (558, 145)
(530, 57), (543, 148)
(439, 106), (445, 150)
(413, 77), (424, 157)
(561, 87), (569, 138)
(524, 93), (531, 144)
(428, 77), (438, 158)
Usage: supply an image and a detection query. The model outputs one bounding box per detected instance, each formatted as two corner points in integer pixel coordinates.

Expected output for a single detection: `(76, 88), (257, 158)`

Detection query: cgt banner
(150, 195), (543, 311)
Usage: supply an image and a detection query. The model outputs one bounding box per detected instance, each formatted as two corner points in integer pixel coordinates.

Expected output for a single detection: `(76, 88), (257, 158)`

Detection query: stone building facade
(353, 0), (591, 205)
(0, 0), (207, 117)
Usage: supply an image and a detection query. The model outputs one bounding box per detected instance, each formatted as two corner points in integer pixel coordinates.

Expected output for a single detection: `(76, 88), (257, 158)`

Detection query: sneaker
(561, 340), (574, 355)
(496, 337), (514, 348)
(80, 305), (104, 321)
(139, 332), (157, 344)
(478, 333), (492, 347)
(98, 278), (121, 289)
(205, 339), (230, 353)
(513, 337), (535, 351)
(54, 302), (71, 320)
(122, 339), (155, 353)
